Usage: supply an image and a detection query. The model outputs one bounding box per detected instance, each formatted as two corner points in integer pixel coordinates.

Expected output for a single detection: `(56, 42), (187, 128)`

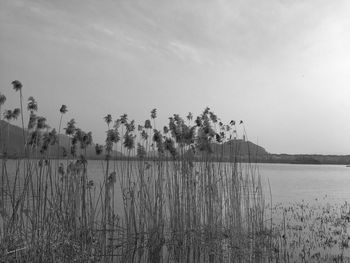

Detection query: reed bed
(270, 199), (350, 262)
(0, 81), (271, 262)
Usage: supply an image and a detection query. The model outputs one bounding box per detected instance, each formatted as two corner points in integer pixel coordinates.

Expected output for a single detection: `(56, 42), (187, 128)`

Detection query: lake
(257, 163), (350, 204)
(88, 161), (350, 205)
(2, 160), (350, 206)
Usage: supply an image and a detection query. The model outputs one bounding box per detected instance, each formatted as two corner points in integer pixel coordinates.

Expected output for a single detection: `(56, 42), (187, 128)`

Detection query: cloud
(91, 24), (115, 37)
(167, 41), (203, 64)
(3, 0), (346, 65)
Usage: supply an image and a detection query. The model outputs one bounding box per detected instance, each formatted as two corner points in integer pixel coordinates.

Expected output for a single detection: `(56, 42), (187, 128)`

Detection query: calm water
(2, 160), (350, 205)
(257, 163), (350, 204)
(89, 161), (350, 205)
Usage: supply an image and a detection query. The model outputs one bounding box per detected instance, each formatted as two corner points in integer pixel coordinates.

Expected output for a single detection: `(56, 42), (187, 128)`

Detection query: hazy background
(1, 0), (350, 155)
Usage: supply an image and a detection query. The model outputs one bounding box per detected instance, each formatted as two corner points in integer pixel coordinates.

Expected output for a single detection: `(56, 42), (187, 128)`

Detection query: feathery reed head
(104, 114), (112, 126)
(125, 120), (135, 132)
(65, 119), (76, 136)
(4, 109), (13, 121)
(163, 126), (169, 134)
(106, 129), (119, 144)
(151, 108), (157, 119)
(209, 111), (218, 123)
(187, 112), (193, 121)
(123, 132), (135, 150)
(195, 116), (202, 127)
(37, 117), (47, 130)
(27, 96), (38, 112)
(120, 114), (128, 124)
(0, 93), (6, 105)
(11, 80), (22, 91)
(141, 130), (148, 140)
(28, 113), (37, 130)
(60, 105), (68, 114)
(144, 119), (152, 129)
(12, 108), (20, 119)
(164, 137), (177, 158)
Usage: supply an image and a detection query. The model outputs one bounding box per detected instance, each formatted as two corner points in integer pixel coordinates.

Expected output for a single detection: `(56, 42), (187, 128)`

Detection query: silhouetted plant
(37, 116), (47, 130)
(151, 108), (157, 119)
(141, 130), (148, 140)
(27, 96), (38, 113)
(65, 119), (76, 136)
(152, 129), (164, 155)
(58, 105), (68, 133)
(105, 129), (119, 154)
(4, 109), (12, 121)
(57, 105), (68, 158)
(104, 114), (112, 128)
(209, 111), (218, 123)
(64, 119), (76, 158)
(195, 116), (202, 127)
(0, 93), (6, 123)
(95, 143), (103, 155)
(163, 126), (169, 134)
(12, 108), (20, 119)
(144, 119), (152, 129)
(123, 132), (135, 151)
(11, 80), (26, 148)
(0, 93), (6, 150)
(164, 137), (177, 158)
(59, 104), (67, 114)
(187, 112), (193, 122)
(120, 114), (128, 124)
(125, 120), (135, 132)
(1, 94), (272, 263)
(3, 108), (20, 154)
(0, 93), (6, 107)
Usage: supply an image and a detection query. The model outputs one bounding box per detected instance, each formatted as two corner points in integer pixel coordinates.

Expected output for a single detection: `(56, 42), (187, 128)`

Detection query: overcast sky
(1, 0), (350, 154)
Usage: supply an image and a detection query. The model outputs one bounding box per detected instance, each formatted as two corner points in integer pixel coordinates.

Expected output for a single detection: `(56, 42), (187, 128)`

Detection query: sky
(1, 0), (350, 155)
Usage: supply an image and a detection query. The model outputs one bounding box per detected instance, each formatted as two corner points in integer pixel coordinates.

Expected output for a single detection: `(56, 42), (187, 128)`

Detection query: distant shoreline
(2, 154), (350, 165)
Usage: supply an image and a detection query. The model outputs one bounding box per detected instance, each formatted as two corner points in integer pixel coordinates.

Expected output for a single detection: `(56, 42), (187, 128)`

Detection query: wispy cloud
(91, 24), (115, 37)
(3, 0), (346, 65)
(166, 41), (205, 64)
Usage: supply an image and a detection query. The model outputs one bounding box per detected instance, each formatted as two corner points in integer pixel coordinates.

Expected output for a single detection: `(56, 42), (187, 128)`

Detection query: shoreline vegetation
(2, 154), (350, 165)
(2, 121), (350, 166)
(1, 81), (350, 262)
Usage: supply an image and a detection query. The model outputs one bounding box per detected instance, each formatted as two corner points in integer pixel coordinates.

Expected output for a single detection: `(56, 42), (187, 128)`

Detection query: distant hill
(211, 139), (267, 157)
(0, 120), (122, 159)
(144, 139), (267, 162)
(189, 139), (268, 162)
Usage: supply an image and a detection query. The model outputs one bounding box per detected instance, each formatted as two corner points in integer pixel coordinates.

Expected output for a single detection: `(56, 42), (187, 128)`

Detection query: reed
(0, 81), (271, 262)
